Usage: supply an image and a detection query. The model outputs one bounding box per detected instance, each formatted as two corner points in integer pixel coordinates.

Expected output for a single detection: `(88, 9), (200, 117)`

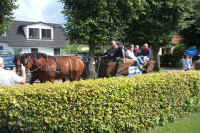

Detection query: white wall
(20, 47), (54, 55)
(39, 48), (54, 55)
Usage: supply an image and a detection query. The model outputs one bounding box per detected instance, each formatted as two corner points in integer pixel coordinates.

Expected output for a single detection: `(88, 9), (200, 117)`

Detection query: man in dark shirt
(104, 41), (125, 62)
(105, 41), (124, 57)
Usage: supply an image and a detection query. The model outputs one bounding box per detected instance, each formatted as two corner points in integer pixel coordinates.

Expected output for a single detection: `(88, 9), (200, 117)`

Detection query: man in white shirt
(0, 57), (26, 86)
(126, 46), (144, 71)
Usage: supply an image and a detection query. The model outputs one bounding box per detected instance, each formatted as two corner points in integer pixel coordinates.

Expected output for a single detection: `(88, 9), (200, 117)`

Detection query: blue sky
(13, 0), (65, 24)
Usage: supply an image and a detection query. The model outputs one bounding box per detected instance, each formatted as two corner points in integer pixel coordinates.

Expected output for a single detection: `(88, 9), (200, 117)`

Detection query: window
(29, 28), (39, 39)
(0, 46), (3, 50)
(31, 48), (38, 54)
(54, 48), (60, 56)
(42, 29), (52, 40)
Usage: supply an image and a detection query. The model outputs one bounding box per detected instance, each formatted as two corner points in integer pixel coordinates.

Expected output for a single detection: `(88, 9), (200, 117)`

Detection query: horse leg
(70, 71), (81, 81)
(40, 80), (45, 83)
(106, 62), (116, 77)
(30, 73), (38, 84)
(73, 74), (81, 81)
(68, 71), (75, 81)
(62, 78), (66, 82)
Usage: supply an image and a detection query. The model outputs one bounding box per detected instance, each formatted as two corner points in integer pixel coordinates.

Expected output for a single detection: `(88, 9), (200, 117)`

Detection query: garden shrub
(0, 71), (200, 133)
(161, 44), (186, 67)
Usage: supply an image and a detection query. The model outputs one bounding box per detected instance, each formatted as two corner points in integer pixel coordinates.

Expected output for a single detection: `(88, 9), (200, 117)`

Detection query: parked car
(0, 49), (15, 69)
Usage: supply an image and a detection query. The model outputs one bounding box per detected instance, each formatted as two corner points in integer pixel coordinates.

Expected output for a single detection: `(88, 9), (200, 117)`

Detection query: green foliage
(180, 0), (200, 49)
(123, 0), (192, 46)
(161, 44), (186, 67)
(1, 71), (200, 132)
(142, 112), (200, 133)
(61, 0), (122, 46)
(62, 44), (81, 54)
(0, 0), (17, 34)
(14, 48), (22, 55)
(171, 44), (187, 65)
(94, 49), (105, 56)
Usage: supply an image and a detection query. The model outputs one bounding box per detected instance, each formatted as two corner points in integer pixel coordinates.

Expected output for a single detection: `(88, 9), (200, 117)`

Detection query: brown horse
(98, 57), (155, 77)
(14, 53), (84, 83)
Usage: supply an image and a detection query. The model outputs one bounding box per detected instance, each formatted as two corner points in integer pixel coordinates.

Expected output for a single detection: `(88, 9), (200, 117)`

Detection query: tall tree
(180, 0), (200, 49)
(123, 0), (193, 70)
(0, 0), (17, 34)
(61, 0), (129, 78)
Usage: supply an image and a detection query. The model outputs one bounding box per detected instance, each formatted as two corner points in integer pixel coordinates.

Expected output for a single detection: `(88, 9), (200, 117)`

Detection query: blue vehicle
(0, 49), (15, 69)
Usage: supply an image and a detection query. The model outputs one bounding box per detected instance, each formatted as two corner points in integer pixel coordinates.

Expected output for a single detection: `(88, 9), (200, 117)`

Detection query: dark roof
(3, 20), (67, 48)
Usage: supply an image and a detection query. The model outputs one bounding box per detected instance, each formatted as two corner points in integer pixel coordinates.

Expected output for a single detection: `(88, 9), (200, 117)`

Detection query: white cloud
(42, 1), (65, 24)
(14, 0), (64, 24)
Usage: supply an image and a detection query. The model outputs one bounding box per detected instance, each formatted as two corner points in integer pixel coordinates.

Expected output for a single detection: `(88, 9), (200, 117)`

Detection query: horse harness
(39, 56), (73, 76)
(43, 56), (63, 74)
(20, 55), (62, 74)
(54, 56), (61, 72)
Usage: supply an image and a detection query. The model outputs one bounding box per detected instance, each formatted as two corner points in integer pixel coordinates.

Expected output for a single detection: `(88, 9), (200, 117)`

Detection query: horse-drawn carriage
(14, 53), (155, 84)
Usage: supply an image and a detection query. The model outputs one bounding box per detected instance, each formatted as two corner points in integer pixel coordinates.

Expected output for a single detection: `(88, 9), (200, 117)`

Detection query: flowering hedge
(0, 71), (200, 133)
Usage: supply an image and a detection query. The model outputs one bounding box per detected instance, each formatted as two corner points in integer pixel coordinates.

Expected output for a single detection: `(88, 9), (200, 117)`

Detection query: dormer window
(29, 28), (39, 39)
(24, 23), (54, 41)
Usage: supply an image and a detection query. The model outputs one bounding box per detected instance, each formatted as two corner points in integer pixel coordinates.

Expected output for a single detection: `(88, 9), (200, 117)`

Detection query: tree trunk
(152, 47), (161, 71)
(88, 45), (96, 79)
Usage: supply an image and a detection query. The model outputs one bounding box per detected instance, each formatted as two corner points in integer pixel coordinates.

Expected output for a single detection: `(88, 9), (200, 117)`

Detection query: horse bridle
(16, 55), (42, 73)
(22, 55), (57, 73)
(17, 54), (66, 74)
(24, 57), (46, 73)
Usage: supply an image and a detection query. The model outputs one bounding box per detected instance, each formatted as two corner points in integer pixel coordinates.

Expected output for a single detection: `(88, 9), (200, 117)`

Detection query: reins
(29, 55), (62, 74)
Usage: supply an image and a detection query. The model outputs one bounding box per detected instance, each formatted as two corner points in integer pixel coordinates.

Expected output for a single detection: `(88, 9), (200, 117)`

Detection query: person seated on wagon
(104, 41), (125, 63)
(133, 45), (141, 57)
(126, 45), (144, 71)
(140, 43), (151, 61)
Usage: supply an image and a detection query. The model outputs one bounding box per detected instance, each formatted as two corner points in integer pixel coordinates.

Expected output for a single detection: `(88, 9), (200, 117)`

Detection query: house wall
(0, 44), (61, 56)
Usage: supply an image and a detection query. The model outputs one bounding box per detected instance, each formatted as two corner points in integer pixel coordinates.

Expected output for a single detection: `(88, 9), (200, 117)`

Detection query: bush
(161, 44), (186, 67)
(0, 71), (200, 132)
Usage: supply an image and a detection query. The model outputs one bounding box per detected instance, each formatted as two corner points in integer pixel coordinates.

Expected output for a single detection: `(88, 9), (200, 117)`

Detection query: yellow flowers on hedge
(0, 71), (200, 132)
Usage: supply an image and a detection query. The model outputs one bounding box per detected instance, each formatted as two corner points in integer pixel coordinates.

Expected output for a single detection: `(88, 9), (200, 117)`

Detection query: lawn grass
(142, 112), (200, 133)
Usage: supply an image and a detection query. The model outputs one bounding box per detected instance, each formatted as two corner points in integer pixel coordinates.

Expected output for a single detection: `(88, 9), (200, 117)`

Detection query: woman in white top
(126, 46), (144, 71)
